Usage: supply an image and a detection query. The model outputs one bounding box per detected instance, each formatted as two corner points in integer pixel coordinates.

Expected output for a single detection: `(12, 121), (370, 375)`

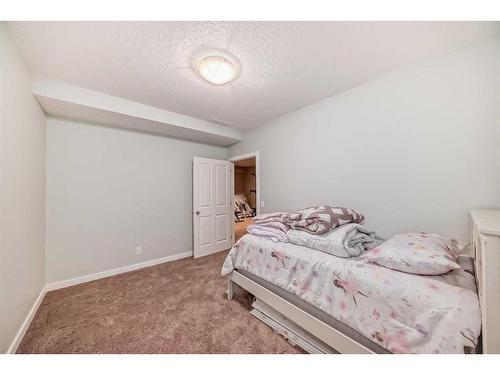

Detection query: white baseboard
(7, 251), (192, 353)
(45, 251), (193, 292)
(7, 285), (47, 354)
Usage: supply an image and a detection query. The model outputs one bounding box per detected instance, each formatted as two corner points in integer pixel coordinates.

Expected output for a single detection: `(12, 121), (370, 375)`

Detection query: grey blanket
(287, 223), (381, 257)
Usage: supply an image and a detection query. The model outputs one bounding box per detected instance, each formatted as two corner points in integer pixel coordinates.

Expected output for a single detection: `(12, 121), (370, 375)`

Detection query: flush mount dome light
(191, 50), (241, 85)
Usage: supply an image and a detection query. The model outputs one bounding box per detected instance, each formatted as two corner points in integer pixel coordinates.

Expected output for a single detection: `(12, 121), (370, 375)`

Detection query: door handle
(195, 210), (200, 215)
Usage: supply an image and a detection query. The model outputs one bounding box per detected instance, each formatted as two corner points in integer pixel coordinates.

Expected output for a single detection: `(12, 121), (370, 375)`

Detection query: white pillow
(362, 232), (461, 275)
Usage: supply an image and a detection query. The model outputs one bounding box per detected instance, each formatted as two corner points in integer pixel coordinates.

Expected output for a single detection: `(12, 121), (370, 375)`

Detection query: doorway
(229, 152), (260, 242)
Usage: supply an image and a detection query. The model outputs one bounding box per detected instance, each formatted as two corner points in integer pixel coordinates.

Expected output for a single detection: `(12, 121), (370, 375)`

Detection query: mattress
(222, 234), (481, 354)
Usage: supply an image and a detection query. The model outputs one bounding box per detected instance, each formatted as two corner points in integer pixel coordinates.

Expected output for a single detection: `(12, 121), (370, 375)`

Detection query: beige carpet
(17, 250), (304, 354)
(235, 217), (252, 241)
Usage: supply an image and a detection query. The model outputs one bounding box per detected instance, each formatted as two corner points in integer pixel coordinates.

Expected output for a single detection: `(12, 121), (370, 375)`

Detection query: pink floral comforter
(221, 234), (481, 354)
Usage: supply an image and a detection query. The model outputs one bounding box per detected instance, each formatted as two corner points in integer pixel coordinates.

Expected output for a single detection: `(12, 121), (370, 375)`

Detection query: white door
(193, 157), (233, 258)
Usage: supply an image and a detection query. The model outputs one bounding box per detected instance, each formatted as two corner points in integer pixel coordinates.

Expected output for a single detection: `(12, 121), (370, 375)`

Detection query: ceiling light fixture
(191, 50), (241, 85)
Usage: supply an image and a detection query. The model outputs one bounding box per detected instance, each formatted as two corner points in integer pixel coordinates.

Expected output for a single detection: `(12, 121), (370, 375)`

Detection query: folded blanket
(253, 212), (291, 233)
(247, 224), (289, 243)
(253, 212), (287, 222)
(252, 220), (290, 232)
(287, 223), (380, 257)
(283, 206), (364, 235)
(254, 216), (284, 224)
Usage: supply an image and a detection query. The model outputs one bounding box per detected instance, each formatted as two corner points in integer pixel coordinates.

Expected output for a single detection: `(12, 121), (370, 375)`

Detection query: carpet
(235, 217), (253, 241)
(17, 250), (304, 354)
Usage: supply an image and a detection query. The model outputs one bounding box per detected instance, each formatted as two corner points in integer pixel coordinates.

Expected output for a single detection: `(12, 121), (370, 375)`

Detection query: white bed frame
(227, 271), (375, 353)
(226, 208), (500, 354)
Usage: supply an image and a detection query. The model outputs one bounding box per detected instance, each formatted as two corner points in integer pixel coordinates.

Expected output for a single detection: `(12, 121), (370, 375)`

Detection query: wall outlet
(135, 246), (143, 255)
(260, 200), (265, 208)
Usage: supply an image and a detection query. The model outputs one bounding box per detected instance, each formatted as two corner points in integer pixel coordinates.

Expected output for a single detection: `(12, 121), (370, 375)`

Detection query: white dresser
(470, 209), (500, 353)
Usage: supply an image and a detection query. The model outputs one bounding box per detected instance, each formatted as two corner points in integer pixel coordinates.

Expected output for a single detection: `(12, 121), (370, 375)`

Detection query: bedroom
(1, 1), (500, 373)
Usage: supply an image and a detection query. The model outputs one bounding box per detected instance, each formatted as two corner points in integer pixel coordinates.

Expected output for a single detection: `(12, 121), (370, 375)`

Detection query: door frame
(228, 151), (260, 246)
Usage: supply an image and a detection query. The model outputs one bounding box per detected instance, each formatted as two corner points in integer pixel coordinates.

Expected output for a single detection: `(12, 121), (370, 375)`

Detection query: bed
(222, 217), (496, 354)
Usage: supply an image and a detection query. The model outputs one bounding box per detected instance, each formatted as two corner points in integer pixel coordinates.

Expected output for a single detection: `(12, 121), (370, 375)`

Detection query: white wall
(45, 118), (227, 283)
(230, 37), (500, 241)
(0, 24), (46, 352)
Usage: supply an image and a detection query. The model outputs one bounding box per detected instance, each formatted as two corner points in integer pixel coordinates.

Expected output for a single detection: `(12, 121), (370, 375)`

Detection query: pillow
(283, 206), (365, 235)
(362, 232), (462, 275)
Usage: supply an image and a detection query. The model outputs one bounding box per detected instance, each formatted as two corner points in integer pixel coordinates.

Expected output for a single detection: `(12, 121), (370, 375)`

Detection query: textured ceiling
(8, 21), (500, 130)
